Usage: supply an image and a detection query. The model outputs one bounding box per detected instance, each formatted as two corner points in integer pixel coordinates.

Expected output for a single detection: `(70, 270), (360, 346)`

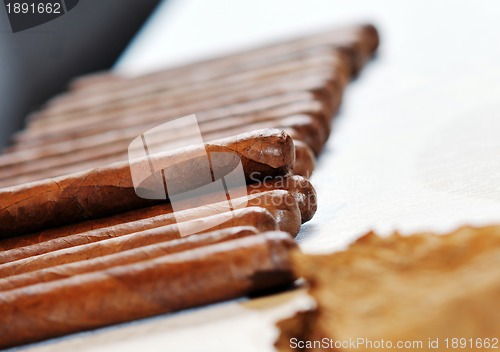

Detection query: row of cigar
(0, 23), (378, 348)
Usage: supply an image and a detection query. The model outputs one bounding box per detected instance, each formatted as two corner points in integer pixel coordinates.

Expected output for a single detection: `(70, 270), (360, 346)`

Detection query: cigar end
(282, 114), (326, 156)
(235, 206), (280, 233)
(264, 191), (302, 237)
(213, 128), (295, 178)
(268, 128), (296, 173)
(248, 231), (297, 294)
(359, 23), (380, 54)
(281, 175), (318, 223)
(292, 140), (316, 178)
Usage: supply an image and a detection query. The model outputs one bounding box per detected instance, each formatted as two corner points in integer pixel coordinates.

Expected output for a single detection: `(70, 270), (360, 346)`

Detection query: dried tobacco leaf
(277, 225), (500, 351)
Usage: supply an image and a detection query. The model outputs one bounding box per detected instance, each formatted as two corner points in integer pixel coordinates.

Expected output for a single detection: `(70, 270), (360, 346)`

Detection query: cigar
(0, 189), (300, 265)
(11, 88), (333, 149)
(23, 67), (339, 139)
(54, 45), (348, 113)
(0, 174), (314, 249)
(0, 232), (297, 349)
(36, 50), (346, 122)
(1, 189), (298, 265)
(0, 206), (280, 277)
(209, 114), (325, 157)
(0, 100), (328, 178)
(0, 138), (315, 189)
(0, 174), (316, 252)
(0, 129), (294, 237)
(292, 140), (316, 178)
(0, 226), (260, 291)
(29, 63), (342, 134)
(170, 190), (302, 236)
(0, 114), (322, 186)
(0, 117), (313, 186)
(66, 23), (377, 94)
(247, 175), (317, 223)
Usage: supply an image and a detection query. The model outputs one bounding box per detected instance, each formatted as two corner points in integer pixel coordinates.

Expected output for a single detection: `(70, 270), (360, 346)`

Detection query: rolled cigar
(0, 226), (260, 292)
(7, 189), (297, 265)
(0, 174), (315, 252)
(292, 140), (316, 178)
(0, 118), (314, 187)
(11, 87), (334, 150)
(0, 190), (302, 264)
(0, 115), (322, 186)
(0, 207), (279, 277)
(67, 23), (377, 94)
(0, 232), (297, 349)
(29, 62), (342, 134)
(0, 99), (328, 175)
(23, 67), (339, 138)
(50, 45), (349, 115)
(0, 129), (294, 237)
(0, 190), (300, 265)
(202, 113), (326, 155)
(35, 50), (346, 122)
(247, 175), (317, 223)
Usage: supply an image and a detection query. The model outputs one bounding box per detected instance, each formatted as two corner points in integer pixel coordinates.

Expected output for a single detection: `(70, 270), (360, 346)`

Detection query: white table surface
(21, 0), (500, 350)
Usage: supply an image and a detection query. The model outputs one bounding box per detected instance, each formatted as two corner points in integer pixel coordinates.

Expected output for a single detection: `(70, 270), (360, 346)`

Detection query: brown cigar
(0, 138), (315, 189)
(0, 176), (317, 254)
(0, 176), (317, 252)
(0, 118), (316, 185)
(0, 102), (327, 180)
(11, 87), (333, 149)
(6, 93), (321, 156)
(0, 232), (297, 349)
(23, 67), (339, 139)
(0, 189), (300, 265)
(52, 45), (348, 113)
(201, 113), (326, 155)
(247, 175), (317, 223)
(29, 63), (341, 133)
(66, 23), (377, 94)
(0, 129), (294, 237)
(0, 226), (259, 291)
(0, 206), (279, 277)
(35, 50), (345, 122)
(17, 73), (338, 146)
(0, 226), (260, 291)
(12, 190), (296, 265)
(292, 140), (316, 178)
(4, 95), (330, 163)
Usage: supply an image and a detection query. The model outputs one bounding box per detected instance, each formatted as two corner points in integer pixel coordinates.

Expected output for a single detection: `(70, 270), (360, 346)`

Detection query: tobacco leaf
(277, 225), (500, 351)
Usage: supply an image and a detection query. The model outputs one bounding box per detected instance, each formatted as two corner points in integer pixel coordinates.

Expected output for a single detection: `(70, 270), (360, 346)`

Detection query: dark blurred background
(0, 0), (161, 148)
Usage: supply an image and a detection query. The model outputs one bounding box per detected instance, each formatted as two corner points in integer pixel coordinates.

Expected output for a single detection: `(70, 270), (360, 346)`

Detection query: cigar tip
(282, 175), (318, 223)
(261, 128), (296, 173)
(267, 191), (302, 237)
(235, 206), (279, 232)
(360, 23), (380, 53)
(282, 114), (325, 156)
(293, 140), (316, 178)
(247, 231), (297, 293)
(216, 128), (295, 175)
